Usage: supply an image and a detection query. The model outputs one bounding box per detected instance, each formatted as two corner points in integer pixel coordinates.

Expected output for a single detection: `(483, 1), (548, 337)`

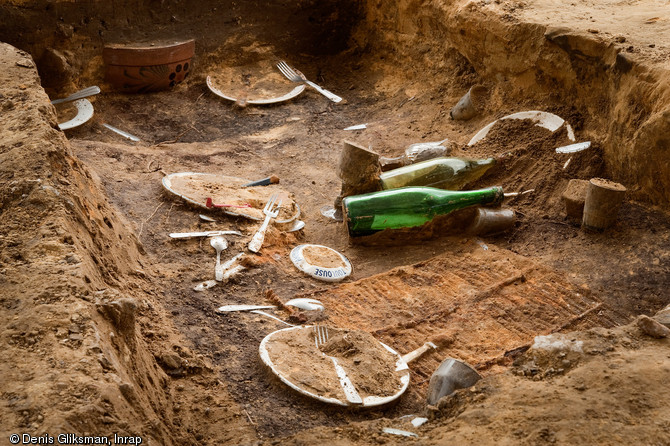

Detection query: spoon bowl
(210, 236), (228, 281)
(285, 220), (306, 233)
(285, 298), (325, 312)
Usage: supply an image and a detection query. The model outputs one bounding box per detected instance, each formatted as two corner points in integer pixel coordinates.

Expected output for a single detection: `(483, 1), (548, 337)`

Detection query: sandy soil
(1, 0), (670, 445)
(517, 0), (670, 68)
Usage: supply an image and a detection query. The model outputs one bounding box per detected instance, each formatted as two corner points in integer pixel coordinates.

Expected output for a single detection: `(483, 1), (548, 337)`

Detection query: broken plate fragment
(217, 304), (276, 312)
(194, 280), (218, 292)
(467, 110), (576, 146)
(283, 220), (305, 233)
(382, 428), (418, 438)
(343, 123), (367, 131)
(102, 123), (140, 142)
(320, 205), (343, 222)
(556, 141), (591, 153)
(411, 417), (428, 427)
(169, 230), (243, 239)
(199, 214), (216, 222)
(285, 298), (324, 312)
(57, 99), (94, 130)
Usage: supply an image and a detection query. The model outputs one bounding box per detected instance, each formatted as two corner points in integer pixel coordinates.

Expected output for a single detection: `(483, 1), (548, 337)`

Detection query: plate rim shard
(556, 141), (591, 153)
(57, 98), (94, 130)
(467, 110), (576, 146)
(206, 75), (305, 105)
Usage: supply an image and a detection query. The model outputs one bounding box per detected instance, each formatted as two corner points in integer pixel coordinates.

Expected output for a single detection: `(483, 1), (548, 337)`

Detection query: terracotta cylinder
(103, 39), (195, 93)
(582, 178), (627, 230)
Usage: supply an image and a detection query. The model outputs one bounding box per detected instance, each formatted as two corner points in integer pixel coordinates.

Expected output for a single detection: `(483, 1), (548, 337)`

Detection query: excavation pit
(1, 0), (670, 444)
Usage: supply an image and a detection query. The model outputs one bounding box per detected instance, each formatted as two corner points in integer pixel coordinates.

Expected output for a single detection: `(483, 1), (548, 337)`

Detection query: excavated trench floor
(67, 48), (670, 439)
(2, 0), (670, 444)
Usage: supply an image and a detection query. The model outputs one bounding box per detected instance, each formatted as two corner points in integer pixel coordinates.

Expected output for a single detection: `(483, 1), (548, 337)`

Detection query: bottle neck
(475, 157), (496, 166)
(379, 156), (406, 171)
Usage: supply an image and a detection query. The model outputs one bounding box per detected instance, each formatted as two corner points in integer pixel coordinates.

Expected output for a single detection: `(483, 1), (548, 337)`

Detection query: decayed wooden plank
(293, 242), (605, 397)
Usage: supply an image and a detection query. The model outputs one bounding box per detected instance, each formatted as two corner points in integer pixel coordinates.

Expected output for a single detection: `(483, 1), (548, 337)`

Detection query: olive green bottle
(380, 157), (497, 190)
(343, 186), (504, 236)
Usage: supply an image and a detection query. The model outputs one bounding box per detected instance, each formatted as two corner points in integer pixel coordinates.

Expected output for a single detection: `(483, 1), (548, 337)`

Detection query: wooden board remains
(293, 242), (603, 397)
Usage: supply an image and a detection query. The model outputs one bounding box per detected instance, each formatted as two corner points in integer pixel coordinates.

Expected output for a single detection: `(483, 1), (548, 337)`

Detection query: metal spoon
(101, 122), (141, 142)
(210, 236), (228, 281)
(284, 220), (305, 233)
(285, 298), (324, 311)
(250, 310), (295, 326)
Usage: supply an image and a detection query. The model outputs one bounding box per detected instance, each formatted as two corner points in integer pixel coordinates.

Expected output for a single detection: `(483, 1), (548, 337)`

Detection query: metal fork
(313, 324), (363, 405)
(314, 324), (330, 347)
(276, 61), (343, 103)
(248, 193), (282, 253)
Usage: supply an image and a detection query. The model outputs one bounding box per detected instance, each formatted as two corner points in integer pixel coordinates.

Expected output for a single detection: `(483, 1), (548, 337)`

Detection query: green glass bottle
(343, 186), (504, 236)
(379, 156), (497, 190)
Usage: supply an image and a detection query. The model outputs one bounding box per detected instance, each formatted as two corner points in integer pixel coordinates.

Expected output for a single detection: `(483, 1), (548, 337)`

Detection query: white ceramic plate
(206, 75), (305, 105)
(57, 99), (94, 130)
(259, 326), (410, 407)
(161, 172), (300, 223)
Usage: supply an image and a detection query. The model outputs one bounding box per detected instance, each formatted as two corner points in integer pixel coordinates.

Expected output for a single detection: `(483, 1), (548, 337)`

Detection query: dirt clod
(302, 245), (347, 269)
(637, 315), (670, 338)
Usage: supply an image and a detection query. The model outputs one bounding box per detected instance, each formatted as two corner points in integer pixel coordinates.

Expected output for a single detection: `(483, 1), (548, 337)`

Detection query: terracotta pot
(103, 39), (195, 93)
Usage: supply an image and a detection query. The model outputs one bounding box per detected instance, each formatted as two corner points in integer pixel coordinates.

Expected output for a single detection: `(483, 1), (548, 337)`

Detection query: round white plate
(259, 326), (410, 407)
(290, 244), (352, 282)
(206, 75), (305, 105)
(162, 172), (300, 224)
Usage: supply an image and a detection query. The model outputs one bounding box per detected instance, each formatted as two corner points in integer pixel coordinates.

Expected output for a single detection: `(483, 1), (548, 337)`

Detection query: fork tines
(313, 324), (329, 346)
(264, 193), (279, 211)
(276, 60), (301, 82)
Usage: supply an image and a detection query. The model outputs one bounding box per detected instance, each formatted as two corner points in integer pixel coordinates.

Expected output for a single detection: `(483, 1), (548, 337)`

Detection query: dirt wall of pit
(0, 0), (361, 91)
(2, 0), (669, 203)
(0, 43), (255, 444)
(352, 0), (670, 205)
